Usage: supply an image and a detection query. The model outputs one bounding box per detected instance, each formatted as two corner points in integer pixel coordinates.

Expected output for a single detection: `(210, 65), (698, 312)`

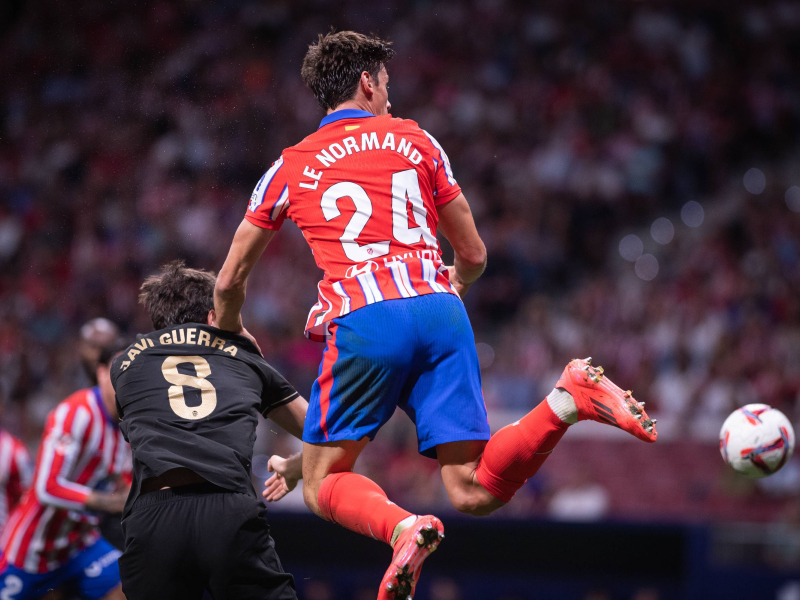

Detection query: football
(719, 404), (796, 478)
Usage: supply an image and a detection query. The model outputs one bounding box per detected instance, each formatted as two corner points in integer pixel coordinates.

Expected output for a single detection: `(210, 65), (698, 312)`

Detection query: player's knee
(447, 487), (500, 517)
(302, 481), (321, 516)
(454, 499), (499, 517)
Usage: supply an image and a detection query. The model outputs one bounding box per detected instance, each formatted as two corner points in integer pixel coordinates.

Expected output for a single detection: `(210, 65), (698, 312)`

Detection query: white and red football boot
(556, 357), (657, 443)
(377, 515), (444, 600)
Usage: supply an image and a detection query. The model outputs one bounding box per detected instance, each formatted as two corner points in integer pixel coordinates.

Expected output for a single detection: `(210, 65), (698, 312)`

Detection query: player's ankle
(547, 388), (577, 424)
(390, 515), (418, 547)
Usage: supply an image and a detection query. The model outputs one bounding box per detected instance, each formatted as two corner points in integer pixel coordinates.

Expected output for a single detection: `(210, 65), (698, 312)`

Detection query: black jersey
(111, 324), (299, 517)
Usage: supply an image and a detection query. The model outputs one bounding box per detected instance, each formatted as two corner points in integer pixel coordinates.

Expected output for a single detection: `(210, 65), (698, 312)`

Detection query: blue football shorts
(303, 293), (490, 458)
(0, 537), (121, 600)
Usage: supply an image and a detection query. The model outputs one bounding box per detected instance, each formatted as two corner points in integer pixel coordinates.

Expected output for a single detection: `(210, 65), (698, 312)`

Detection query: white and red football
(720, 404), (795, 478)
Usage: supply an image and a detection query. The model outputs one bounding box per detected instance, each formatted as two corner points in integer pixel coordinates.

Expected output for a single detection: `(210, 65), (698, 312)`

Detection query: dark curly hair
(301, 30), (394, 111)
(139, 261), (216, 330)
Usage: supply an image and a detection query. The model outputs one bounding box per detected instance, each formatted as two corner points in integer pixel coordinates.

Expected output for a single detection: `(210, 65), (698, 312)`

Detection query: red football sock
(317, 472), (413, 546)
(476, 398), (570, 503)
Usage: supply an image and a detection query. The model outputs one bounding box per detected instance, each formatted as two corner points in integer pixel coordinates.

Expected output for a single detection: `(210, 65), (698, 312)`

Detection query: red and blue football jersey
(1, 388), (130, 573)
(245, 109), (462, 341)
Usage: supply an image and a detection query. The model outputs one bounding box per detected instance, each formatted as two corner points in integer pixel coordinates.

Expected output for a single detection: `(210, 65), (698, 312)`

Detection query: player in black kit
(111, 261), (307, 600)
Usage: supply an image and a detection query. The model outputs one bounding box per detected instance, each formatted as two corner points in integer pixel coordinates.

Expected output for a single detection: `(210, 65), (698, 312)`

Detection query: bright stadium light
(619, 234), (644, 262)
(743, 168), (766, 194)
(681, 201), (705, 227)
(475, 342), (496, 369)
(786, 186), (800, 212)
(651, 217), (675, 245)
(635, 254), (659, 281)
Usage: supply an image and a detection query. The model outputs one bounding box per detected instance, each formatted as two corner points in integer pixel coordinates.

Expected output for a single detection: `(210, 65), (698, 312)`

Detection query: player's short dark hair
(139, 261), (216, 331)
(301, 30), (394, 111)
(79, 318), (121, 385)
(97, 338), (131, 368)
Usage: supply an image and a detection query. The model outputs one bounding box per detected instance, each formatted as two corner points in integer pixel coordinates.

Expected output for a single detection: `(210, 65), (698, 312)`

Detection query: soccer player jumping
(214, 31), (658, 600)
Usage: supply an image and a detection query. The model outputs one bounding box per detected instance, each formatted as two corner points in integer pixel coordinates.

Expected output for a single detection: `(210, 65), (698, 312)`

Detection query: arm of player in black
(214, 219), (277, 349)
(262, 396), (308, 502)
(437, 192), (488, 298)
(263, 453), (303, 503)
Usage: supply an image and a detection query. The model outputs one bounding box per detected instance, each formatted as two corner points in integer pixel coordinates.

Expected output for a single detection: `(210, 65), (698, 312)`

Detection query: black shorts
(119, 483), (296, 600)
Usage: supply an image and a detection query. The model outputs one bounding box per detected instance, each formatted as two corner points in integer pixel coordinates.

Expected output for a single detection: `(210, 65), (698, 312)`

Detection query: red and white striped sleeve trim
(34, 402), (93, 510)
(0, 431), (32, 528)
(245, 157), (290, 230)
(14, 440), (33, 492)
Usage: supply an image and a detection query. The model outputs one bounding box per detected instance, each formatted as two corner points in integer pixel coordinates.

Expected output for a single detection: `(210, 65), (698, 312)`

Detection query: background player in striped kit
(78, 318), (126, 553)
(0, 343), (130, 600)
(79, 319), (121, 389)
(0, 420), (32, 534)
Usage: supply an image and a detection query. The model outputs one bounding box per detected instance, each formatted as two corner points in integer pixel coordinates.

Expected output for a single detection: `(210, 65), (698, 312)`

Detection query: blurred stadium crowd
(1, 0), (800, 523)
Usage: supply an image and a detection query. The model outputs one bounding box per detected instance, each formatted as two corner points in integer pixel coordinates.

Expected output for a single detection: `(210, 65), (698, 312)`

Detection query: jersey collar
(92, 386), (118, 429)
(318, 109), (376, 129)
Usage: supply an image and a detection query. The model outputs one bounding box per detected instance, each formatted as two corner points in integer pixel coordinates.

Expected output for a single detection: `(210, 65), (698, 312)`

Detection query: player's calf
(470, 358), (655, 509)
(301, 439), (368, 518)
(316, 471), (414, 544)
(437, 441), (505, 517)
(301, 479), (324, 518)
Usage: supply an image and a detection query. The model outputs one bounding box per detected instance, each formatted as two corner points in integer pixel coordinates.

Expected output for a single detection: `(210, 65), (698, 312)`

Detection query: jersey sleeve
(256, 360), (300, 416)
(7, 441), (32, 510)
(244, 156), (290, 230)
(34, 403), (93, 510)
(421, 130), (462, 206)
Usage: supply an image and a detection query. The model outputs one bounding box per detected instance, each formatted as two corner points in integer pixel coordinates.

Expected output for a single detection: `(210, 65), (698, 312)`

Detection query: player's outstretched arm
(85, 489), (128, 515)
(214, 218), (277, 333)
(437, 193), (487, 298)
(268, 396), (308, 440)
(261, 396), (307, 501)
(263, 453), (302, 502)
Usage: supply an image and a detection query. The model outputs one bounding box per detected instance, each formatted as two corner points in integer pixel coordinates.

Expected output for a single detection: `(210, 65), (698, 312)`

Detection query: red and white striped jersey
(245, 109), (461, 341)
(1, 388), (131, 573)
(0, 429), (32, 533)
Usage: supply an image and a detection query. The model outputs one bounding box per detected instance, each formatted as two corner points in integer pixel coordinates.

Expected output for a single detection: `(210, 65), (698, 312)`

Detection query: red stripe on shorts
(318, 323), (339, 440)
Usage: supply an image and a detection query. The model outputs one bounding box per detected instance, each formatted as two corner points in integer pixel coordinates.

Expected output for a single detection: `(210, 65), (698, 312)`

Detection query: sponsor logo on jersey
(346, 261), (379, 278)
(54, 433), (73, 454)
(248, 193), (259, 212)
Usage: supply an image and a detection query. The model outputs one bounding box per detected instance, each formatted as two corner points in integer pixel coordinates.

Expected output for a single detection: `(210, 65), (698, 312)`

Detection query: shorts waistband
(133, 482), (231, 509)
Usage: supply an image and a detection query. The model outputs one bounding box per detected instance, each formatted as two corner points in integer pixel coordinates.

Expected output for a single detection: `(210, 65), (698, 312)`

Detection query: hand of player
(262, 453), (302, 502)
(238, 326), (263, 356)
(86, 489), (128, 515)
(446, 266), (472, 298)
(210, 311), (263, 356)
